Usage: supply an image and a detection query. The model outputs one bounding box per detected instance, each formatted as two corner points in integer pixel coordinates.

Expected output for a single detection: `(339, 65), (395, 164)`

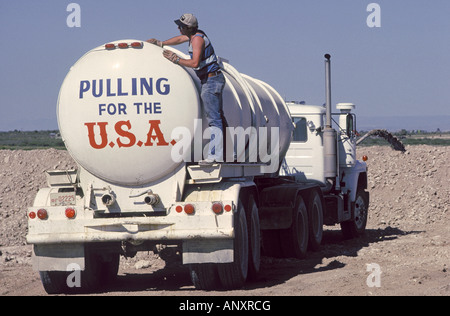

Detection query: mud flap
(33, 244), (85, 272)
(182, 239), (234, 264)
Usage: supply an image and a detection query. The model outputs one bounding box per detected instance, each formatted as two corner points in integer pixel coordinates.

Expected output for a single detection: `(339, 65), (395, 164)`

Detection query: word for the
(98, 102), (162, 116)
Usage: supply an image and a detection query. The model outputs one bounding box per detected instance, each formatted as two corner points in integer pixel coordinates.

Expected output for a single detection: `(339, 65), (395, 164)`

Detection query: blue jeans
(200, 73), (226, 161)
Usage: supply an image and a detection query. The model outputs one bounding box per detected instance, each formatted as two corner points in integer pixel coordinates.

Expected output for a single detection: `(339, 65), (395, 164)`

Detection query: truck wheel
(190, 264), (220, 290)
(217, 199), (249, 289)
(280, 195), (309, 259)
(307, 190), (323, 251)
(341, 189), (369, 239)
(39, 271), (69, 294)
(38, 248), (104, 294)
(246, 195), (261, 281)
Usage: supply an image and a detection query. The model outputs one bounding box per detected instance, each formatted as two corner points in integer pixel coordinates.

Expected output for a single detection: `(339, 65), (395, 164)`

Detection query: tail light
(29, 211), (36, 219)
(105, 43), (116, 50)
(212, 203), (223, 215)
(184, 204), (195, 215)
(65, 208), (76, 219)
(37, 209), (48, 220)
(117, 43), (128, 49)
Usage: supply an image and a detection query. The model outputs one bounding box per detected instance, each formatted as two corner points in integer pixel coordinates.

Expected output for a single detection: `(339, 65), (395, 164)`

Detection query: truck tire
(190, 264), (220, 290)
(246, 194), (261, 281)
(217, 199), (249, 289)
(307, 190), (323, 251)
(280, 195), (309, 259)
(39, 271), (69, 294)
(38, 246), (117, 294)
(341, 189), (369, 239)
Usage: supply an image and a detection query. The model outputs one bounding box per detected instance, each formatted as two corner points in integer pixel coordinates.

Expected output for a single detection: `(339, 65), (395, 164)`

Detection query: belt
(208, 71), (222, 78)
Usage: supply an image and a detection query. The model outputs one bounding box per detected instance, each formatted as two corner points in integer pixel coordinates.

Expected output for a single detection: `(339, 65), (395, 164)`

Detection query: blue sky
(1, 0), (450, 131)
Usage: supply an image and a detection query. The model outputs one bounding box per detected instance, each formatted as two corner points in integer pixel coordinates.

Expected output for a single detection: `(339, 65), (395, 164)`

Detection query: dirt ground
(1, 145), (449, 296)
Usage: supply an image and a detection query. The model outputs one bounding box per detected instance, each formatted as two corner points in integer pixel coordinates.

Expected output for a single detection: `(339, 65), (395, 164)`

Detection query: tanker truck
(26, 40), (369, 294)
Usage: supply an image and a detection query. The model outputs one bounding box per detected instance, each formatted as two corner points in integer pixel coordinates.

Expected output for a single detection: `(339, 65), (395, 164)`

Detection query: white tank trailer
(27, 41), (369, 293)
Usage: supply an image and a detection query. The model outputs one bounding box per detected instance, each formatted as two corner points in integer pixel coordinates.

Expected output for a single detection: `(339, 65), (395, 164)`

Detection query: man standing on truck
(147, 13), (226, 166)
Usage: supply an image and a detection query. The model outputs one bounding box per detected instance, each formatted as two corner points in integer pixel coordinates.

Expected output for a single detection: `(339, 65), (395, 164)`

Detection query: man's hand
(146, 38), (163, 47)
(163, 50), (180, 64)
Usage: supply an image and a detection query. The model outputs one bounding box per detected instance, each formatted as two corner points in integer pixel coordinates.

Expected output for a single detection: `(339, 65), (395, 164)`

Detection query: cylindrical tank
(57, 40), (293, 186)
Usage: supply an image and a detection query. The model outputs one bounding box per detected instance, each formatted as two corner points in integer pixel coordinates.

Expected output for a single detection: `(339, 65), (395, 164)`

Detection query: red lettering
(115, 120), (136, 148)
(144, 120), (169, 146)
(85, 122), (108, 149)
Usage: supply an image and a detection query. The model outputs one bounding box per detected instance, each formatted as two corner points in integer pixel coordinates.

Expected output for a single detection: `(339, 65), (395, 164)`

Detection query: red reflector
(37, 209), (48, 220)
(131, 42), (142, 48)
(175, 205), (183, 213)
(184, 204), (195, 215)
(224, 204), (232, 212)
(29, 211), (36, 219)
(65, 208), (76, 219)
(105, 43), (115, 49)
(118, 43), (128, 48)
(212, 203), (223, 214)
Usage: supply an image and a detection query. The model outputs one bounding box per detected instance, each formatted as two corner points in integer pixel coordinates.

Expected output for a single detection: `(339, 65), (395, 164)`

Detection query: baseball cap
(174, 13), (198, 28)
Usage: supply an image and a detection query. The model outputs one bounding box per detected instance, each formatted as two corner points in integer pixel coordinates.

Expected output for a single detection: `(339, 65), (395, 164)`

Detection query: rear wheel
(246, 194), (261, 281)
(280, 195), (309, 259)
(307, 190), (323, 251)
(190, 264), (220, 290)
(39, 246), (119, 294)
(217, 199), (249, 289)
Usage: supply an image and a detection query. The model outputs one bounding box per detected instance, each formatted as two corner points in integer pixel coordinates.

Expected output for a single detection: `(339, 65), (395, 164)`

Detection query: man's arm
(146, 35), (189, 47)
(164, 35), (205, 68)
(162, 35), (189, 46)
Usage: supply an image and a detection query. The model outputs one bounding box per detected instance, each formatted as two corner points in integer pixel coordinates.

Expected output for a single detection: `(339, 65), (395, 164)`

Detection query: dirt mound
(361, 145), (450, 229)
(0, 149), (76, 247)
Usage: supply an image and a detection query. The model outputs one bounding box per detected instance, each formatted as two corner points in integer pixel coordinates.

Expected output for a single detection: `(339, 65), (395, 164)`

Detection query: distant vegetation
(0, 129), (449, 150)
(0, 130), (65, 150)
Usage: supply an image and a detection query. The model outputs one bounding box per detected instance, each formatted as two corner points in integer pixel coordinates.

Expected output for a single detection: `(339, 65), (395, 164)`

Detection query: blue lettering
(79, 80), (90, 99)
(117, 79), (128, 96)
(93, 79), (103, 98)
(156, 78), (170, 95)
(154, 102), (162, 114)
(140, 78), (153, 96)
(106, 79), (116, 97)
(132, 78), (137, 95)
(79, 78), (170, 99)
(134, 102), (142, 114)
(99, 103), (106, 115)
(118, 103), (127, 114)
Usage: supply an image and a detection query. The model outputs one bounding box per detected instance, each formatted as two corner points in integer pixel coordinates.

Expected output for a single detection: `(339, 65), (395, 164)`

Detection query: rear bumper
(26, 202), (234, 245)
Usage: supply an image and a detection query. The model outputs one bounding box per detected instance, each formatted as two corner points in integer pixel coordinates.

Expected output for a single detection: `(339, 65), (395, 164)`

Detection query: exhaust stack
(323, 54), (337, 179)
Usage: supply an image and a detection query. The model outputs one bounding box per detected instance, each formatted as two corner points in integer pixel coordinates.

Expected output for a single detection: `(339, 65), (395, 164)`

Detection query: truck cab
(283, 101), (369, 230)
